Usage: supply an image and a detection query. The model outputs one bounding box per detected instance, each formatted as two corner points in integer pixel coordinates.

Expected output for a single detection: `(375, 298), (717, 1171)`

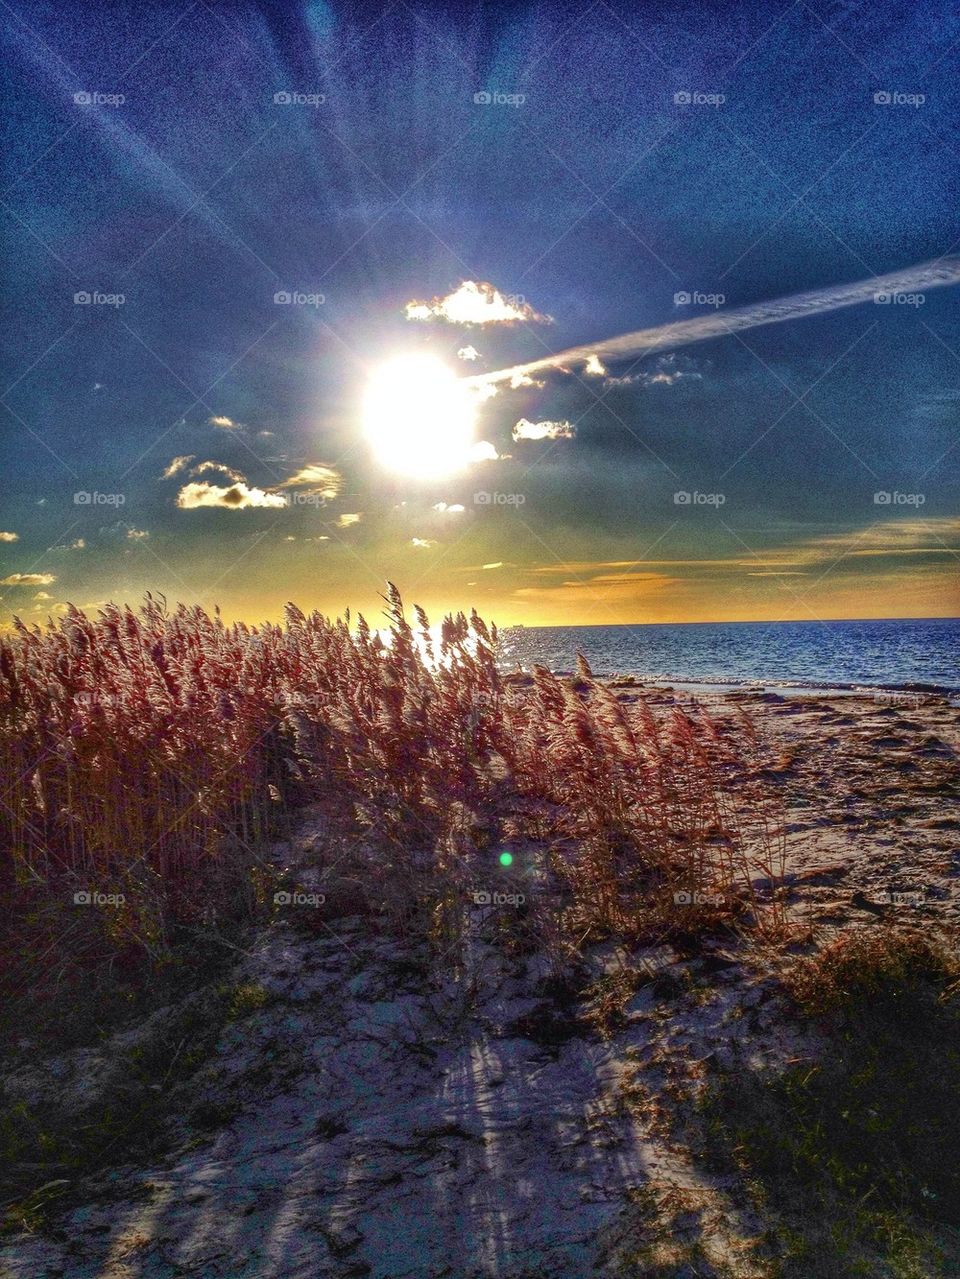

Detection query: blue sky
(1, 0), (958, 625)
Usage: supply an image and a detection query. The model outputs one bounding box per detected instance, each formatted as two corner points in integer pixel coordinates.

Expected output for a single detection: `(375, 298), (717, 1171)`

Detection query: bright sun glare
(363, 353), (477, 478)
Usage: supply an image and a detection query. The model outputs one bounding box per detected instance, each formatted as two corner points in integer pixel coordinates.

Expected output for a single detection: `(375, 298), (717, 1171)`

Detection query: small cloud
(285, 535), (297, 542)
(1, 573), (56, 587)
(457, 345), (481, 361)
(509, 372), (547, 389)
(33, 590), (52, 600)
(336, 512), (362, 528)
(161, 454), (195, 480)
(411, 537), (437, 548)
(209, 415), (239, 429)
(176, 482), (287, 510)
(405, 281), (551, 326)
(513, 418), (575, 441)
(258, 430), (276, 438)
(584, 354), (606, 376)
(482, 562), (504, 570)
(433, 502), (465, 513)
(92, 382), (104, 392)
(279, 464), (342, 499)
(0, 531), (18, 542)
(470, 440), (501, 462)
(190, 460), (247, 484)
(126, 527), (150, 542)
(606, 354), (702, 388)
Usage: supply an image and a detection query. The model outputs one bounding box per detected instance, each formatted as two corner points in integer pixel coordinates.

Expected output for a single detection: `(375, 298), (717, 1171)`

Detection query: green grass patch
(702, 929), (960, 1277)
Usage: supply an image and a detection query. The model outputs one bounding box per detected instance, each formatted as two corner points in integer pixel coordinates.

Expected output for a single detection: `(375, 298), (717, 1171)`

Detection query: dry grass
(0, 588), (787, 970)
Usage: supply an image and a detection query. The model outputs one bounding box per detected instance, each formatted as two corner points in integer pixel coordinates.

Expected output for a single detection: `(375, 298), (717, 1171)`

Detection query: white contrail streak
(466, 257), (960, 388)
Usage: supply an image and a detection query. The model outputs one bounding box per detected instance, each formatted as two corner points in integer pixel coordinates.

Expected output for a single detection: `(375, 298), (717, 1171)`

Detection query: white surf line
(466, 257), (960, 388)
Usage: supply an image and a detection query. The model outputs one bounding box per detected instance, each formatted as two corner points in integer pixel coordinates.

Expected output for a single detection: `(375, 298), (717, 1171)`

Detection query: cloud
(584, 354), (606, 376)
(482, 562), (504, 570)
(161, 455), (195, 480)
(405, 281), (551, 325)
(190, 460), (246, 484)
(475, 255), (960, 387)
(525, 519), (960, 582)
(457, 345), (481, 361)
(1, 573), (56, 587)
(126, 527), (150, 541)
(336, 512), (362, 528)
(209, 415), (239, 429)
(278, 464), (342, 499)
(470, 440), (501, 461)
(0, 531), (19, 542)
(411, 537), (437, 548)
(512, 418), (576, 441)
(33, 590), (52, 600)
(509, 372), (546, 389)
(70, 538), (86, 550)
(605, 354), (703, 388)
(432, 502), (465, 513)
(176, 482), (287, 510)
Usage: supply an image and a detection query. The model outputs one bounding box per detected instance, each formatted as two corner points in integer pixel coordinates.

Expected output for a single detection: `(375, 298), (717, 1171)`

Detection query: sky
(1, 0), (959, 629)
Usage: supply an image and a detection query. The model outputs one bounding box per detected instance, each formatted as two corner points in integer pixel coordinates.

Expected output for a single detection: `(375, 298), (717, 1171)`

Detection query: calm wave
(496, 618), (960, 695)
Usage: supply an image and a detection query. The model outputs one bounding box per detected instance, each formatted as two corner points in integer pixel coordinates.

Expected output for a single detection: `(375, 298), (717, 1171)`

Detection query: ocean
(495, 617), (960, 696)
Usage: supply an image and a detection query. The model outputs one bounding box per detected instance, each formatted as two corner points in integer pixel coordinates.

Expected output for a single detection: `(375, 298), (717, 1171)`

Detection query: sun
(363, 353), (478, 478)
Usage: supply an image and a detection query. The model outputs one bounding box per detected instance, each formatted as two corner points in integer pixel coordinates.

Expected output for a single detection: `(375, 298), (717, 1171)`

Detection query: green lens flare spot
(499, 852), (513, 867)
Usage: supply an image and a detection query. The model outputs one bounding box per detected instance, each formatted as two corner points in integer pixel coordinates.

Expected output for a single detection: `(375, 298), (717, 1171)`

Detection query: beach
(3, 682), (957, 1278)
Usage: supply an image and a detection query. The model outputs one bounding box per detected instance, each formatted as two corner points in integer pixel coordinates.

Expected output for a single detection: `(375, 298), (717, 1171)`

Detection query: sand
(1, 689), (957, 1278)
